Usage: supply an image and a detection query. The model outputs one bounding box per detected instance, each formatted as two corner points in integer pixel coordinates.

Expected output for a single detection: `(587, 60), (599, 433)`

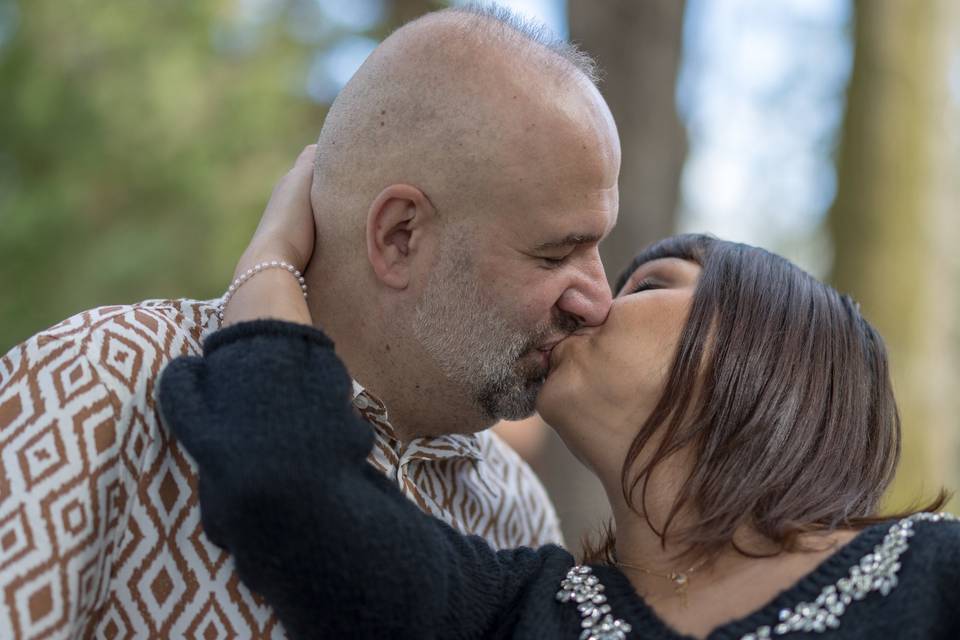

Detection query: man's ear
(365, 184), (436, 290)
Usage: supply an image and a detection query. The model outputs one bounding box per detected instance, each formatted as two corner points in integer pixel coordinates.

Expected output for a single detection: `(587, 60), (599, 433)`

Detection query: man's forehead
(523, 209), (617, 245)
(529, 202), (613, 238)
(471, 181), (618, 249)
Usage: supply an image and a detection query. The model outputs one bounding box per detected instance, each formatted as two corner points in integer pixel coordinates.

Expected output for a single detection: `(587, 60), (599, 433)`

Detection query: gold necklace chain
(614, 557), (708, 607)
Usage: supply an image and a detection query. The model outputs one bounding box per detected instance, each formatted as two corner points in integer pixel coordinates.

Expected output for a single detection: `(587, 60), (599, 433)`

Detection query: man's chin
(476, 373), (544, 422)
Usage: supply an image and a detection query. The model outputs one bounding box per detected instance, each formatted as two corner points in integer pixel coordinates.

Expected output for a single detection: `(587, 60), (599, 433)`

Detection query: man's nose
(556, 255), (612, 327)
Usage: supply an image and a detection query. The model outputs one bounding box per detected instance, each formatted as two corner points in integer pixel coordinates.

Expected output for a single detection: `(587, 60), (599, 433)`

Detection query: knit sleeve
(157, 319), (569, 639)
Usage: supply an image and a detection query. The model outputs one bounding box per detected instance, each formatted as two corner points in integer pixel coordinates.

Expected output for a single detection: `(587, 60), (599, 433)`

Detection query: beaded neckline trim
(556, 565), (633, 640)
(556, 512), (958, 640)
(737, 511), (958, 639)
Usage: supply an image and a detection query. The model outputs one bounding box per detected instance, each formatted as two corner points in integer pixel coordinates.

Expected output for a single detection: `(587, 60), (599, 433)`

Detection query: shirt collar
(351, 380), (484, 462)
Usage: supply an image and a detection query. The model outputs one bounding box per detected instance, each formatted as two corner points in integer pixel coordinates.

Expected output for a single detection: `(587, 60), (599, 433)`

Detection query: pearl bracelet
(217, 260), (308, 321)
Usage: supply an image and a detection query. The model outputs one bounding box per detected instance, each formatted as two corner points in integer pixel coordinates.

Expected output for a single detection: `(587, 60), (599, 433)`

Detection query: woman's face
(536, 257), (702, 476)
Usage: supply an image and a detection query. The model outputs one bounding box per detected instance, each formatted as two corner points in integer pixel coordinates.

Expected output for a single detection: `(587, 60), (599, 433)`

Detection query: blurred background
(1, 0), (957, 545)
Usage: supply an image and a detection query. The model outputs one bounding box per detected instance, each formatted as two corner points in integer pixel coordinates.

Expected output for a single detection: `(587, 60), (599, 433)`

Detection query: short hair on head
(310, 1), (607, 269)
(442, 2), (600, 85)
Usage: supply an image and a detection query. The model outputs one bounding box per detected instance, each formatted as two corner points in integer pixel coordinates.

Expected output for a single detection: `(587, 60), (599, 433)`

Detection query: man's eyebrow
(532, 233), (603, 252)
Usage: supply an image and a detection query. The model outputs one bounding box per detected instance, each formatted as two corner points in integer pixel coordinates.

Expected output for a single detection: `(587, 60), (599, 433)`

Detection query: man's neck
(347, 350), (494, 443)
(311, 293), (493, 443)
(370, 379), (493, 443)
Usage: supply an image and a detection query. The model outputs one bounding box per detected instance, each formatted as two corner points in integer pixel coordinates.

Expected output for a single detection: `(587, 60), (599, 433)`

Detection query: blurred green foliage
(0, 0), (339, 351)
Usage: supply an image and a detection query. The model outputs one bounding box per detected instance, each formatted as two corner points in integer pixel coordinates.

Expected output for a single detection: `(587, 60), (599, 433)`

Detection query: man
(0, 5), (619, 638)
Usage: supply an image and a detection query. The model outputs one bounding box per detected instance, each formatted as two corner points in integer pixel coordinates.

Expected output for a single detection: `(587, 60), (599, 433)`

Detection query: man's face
(412, 72), (620, 421)
(413, 186), (617, 421)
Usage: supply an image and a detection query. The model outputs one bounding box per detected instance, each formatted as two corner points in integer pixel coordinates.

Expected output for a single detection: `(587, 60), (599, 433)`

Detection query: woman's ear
(365, 184), (436, 290)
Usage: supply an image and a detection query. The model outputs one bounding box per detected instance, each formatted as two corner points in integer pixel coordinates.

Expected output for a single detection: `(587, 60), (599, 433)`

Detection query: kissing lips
(535, 338), (564, 370)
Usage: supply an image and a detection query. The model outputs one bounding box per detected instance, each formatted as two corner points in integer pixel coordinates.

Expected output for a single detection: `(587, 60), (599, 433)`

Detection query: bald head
(311, 6), (618, 262)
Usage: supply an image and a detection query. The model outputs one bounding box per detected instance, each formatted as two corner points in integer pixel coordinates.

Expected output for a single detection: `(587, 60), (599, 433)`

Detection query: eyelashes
(630, 278), (665, 295)
(541, 256), (566, 268)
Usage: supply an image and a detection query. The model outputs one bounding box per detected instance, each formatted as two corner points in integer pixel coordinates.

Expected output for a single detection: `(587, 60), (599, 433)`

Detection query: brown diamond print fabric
(0, 298), (563, 638)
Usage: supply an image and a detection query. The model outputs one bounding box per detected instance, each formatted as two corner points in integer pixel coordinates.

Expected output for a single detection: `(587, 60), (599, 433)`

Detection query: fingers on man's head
(296, 144), (317, 166)
(283, 145), (317, 184)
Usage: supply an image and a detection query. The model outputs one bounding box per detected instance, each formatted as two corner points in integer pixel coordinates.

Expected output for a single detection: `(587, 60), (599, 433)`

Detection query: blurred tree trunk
(521, 0), (688, 551)
(384, 0), (446, 29)
(829, 0), (959, 512)
(570, 0), (688, 280)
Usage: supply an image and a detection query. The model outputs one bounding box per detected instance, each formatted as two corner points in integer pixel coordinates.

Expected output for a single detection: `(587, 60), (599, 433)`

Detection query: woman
(158, 148), (958, 639)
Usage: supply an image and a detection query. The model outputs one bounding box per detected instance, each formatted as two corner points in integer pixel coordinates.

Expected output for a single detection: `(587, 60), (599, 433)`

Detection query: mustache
(522, 311), (581, 354)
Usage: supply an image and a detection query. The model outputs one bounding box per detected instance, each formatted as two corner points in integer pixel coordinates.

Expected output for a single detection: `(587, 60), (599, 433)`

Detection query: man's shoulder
(476, 429), (536, 471)
(9, 297), (219, 353)
(475, 429), (565, 547)
(1, 297), (221, 396)
(476, 429), (549, 498)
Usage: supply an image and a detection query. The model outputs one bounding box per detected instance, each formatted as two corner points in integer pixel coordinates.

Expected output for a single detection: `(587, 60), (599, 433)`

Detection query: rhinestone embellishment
(557, 565), (633, 640)
(738, 512), (959, 640)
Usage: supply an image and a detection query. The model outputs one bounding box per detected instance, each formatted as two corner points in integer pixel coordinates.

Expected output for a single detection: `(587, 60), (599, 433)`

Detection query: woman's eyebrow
(626, 263), (659, 281)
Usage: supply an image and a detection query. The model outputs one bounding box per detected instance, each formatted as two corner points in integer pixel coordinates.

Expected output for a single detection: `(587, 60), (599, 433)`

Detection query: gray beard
(413, 254), (559, 421)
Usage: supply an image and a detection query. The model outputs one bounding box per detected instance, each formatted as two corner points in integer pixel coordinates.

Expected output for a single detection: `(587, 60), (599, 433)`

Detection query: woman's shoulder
(881, 512), (960, 635)
(901, 511), (960, 574)
(716, 513), (960, 639)
(907, 510), (960, 535)
(845, 511), (960, 593)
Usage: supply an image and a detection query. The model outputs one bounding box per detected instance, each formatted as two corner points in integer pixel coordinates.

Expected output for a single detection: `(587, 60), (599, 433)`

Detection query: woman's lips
(537, 339), (564, 365)
(544, 336), (573, 370)
(545, 330), (590, 370)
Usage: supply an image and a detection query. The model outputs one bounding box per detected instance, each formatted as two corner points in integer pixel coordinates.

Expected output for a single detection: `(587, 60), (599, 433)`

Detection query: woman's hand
(238, 144), (318, 272)
(221, 144), (318, 327)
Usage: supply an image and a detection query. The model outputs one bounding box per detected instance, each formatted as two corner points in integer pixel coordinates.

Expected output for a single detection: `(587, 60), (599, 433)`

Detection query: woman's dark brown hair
(584, 234), (948, 564)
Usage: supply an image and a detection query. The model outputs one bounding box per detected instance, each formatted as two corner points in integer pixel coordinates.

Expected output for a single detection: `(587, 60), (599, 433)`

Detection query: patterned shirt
(0, 298), (564, 639)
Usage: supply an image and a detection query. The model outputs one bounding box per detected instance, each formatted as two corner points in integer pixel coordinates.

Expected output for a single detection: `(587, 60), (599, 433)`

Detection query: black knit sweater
(157, 320), (960, 639)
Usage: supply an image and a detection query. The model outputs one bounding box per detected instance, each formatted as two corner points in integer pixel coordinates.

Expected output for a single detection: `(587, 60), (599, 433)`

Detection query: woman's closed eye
(631, 278), (663, 294)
